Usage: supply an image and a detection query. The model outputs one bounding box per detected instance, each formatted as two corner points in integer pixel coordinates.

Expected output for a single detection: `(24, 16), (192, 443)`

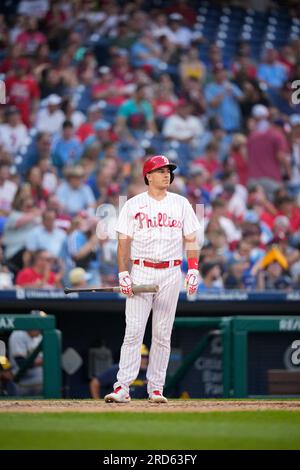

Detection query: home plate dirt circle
(0, 400), (300, 413)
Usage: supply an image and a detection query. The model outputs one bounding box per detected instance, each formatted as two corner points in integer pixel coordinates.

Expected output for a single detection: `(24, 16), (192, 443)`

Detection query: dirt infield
(0, 399), (300, 413)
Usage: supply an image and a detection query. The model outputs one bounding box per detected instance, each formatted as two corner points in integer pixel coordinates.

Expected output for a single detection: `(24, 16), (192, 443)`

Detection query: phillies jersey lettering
(135, 212), (183, 229)
(116, 191), (200, 261)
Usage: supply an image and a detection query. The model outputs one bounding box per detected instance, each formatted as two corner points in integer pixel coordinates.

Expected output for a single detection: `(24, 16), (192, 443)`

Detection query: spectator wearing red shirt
(5, 60), (40, 126)
(275, 195), (300, 234)
(152, 84), (177, 131)
(247, 104), (290, 199)
(110, 49), (135, 84)
(76, 103), (102, 143)
(15, 17), (46, 55)
(193, 141), (222, 178)
(0, 43), (24, 74)
(226, 133), (248, 186)
(92, 66), (128, 107)
(16, 250), (62, 289)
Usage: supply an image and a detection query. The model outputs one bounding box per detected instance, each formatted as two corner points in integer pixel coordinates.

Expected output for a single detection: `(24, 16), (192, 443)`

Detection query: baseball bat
(64, 284), (159, 294)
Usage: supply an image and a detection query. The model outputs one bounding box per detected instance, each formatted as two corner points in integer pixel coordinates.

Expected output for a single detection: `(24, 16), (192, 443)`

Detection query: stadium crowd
(1, 0), (300, 291)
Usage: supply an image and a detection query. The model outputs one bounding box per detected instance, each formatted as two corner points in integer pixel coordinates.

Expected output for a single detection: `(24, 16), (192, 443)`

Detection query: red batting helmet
(143, 155), (177, 185)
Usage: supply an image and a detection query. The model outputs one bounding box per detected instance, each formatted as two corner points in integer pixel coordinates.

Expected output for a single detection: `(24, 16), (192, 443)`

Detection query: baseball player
(104, 155), (201, 404)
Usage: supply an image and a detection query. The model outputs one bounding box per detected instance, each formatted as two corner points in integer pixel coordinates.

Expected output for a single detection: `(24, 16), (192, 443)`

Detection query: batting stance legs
(114, 264), (182, 396)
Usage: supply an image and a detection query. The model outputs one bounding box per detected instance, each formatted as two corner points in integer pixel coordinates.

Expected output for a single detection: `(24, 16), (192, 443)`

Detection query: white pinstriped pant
(114, 263), (182, 395)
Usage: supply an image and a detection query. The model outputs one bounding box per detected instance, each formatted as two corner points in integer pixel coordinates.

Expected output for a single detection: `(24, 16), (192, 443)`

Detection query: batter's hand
(184, 269), (199, 296)
(118, 271), (134, 297)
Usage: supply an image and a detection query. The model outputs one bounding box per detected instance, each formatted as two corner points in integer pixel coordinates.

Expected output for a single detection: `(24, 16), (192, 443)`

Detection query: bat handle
(132, 284), (159, 293)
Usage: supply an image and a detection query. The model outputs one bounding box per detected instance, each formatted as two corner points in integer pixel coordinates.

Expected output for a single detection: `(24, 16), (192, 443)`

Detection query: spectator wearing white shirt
(25, 209), (66, 261)
(2, 196), (41, 275)
(168, 13), (193, 49)
(35, 94), (65, 135)
(0, 163), (18, 216)
(162, 99), (204, 144)
(151, 13), (174, 41)
(56, 165), (96, 216)
(0, 106), (28, 156)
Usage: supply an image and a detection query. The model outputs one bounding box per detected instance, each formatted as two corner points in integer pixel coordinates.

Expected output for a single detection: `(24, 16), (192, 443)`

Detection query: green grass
(0, 411), (300, 449)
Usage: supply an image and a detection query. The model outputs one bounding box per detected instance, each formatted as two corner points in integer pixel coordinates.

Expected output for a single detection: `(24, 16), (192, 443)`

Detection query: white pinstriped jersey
(116, 191), (201, 261)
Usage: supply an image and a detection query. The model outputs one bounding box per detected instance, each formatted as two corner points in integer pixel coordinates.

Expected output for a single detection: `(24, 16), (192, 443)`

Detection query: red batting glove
(118, 271), (134, 297)
(184, 269), (199, 296)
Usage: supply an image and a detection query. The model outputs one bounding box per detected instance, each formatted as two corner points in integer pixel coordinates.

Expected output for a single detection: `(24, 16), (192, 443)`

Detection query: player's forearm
(186, 248), (200, 258)
(117, 237), (132, 273)
(185, 234), (200, 264)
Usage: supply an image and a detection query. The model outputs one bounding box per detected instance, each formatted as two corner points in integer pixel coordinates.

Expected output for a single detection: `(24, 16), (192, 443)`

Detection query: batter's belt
(133, 259), (182, 269)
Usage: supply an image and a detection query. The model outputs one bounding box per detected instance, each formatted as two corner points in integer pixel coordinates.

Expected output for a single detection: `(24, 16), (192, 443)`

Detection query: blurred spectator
(61, 98), (86, 130)
(186, 165), (210, 206)
(52, 120), (83, 175)
(212, 171), (248, 220)
(209, 198), (241, 244)
(225, 134), (248, 186)
(205, 220), (231, 263)
(39, 67), (66, 99)
(257, 48), (288, 90)
(0, 245), (13, 289)
(75, 103), (102, 143)
(179, 45), (206, 85)
(26, 165), (49, 208)
(0, 162), (18, 216)
(198, 261), (223, 291)
(9, 328), (43, 396)
(152, 80), (178, 131)
(130, 30), (165, 72)
(15, 17), (46, 54)
(167, 13), (193, 49)
(37, 156), (59, 196)
(247, 104), (290, 199)
(165, 1), (197, 27)
(56, 165), (95, 216)
(163, 99), (203, 145)
(108, 20), (136, 52)
(36, 94), (65, 135)
(25, 208), (66, 260)
(92, 65), (129, 107)
(275, 195), (300, 234)
(110, 47), (135, 84)
(68, 267), (91, 288)
(204, 64), (244, 132)
(224, 259), (249, 289)
(0, 106), (28, 156)
(288, 114), (300, 198)
(115, 84), (157, 138)
(151, 12), (173, 41)
(180, 76), (206, 116)
(193, 141), (222, 179)
(60, 212), (100, 285)
(257, 260), (293, 291)
(22, 131), (52, 174)
(5, 58), (40, 126)
(2, 195), (41, 276)
(15, 249), (63, 288)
